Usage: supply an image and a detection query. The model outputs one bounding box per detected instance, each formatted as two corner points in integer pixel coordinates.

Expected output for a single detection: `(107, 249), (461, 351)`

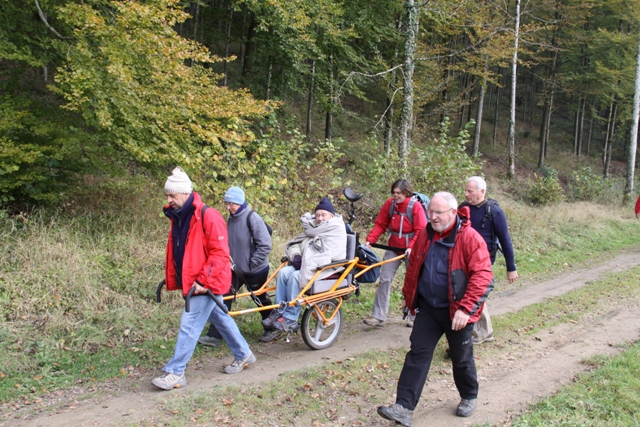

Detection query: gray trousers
(473, 302), (493, 338)
(371, 250), (405, 321)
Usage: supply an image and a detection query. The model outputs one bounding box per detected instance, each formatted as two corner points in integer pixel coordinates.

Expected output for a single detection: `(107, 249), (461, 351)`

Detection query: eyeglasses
(428, 208), (453, 217)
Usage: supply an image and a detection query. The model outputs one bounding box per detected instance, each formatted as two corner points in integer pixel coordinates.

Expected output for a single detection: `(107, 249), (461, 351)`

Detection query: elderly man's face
(315, 209), (333, 224)
(225, 202), (241, 215)
(429, 195), (456, 233)
(464, 181), (486, 206)
(166, 192), (190, 210)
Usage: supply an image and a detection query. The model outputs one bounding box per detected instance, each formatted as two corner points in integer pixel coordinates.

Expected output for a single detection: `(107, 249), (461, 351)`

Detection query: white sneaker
(151, 372), (187, 390)
(224, 352), (256, 374)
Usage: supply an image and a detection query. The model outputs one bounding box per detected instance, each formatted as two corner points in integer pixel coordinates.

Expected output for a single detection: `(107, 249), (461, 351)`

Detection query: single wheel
(301, 299), (343, 350)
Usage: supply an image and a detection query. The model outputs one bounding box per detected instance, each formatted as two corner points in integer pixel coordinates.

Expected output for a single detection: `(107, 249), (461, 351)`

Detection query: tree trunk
(507, 0), (521, 179)
(472, 60), (488, 157)
(604, 100), (618, 178)
(306, 60), (316, 142)
(625, 30), (640, 200)
(398, 0), (419, 170)
(325, 55), (334, 142)
(493, 68), (503, 148)
(577, 98), (586, 157)
(265, 61), (273, 100)
(384, 97), (393, 157)
(222, 6), (233, 87)
(587, 116), (594, 157)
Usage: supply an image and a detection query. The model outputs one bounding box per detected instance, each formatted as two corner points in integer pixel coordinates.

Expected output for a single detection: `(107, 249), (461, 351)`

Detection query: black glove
(291, 255), (302, 270)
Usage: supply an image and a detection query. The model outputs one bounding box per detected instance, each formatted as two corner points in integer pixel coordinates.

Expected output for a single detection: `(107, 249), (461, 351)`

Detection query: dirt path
(4, 250), (640, 427)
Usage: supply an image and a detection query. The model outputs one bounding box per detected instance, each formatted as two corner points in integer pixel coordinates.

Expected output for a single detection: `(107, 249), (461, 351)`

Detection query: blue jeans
(275, 265), (302, 321)
(163, 294), (251, 375)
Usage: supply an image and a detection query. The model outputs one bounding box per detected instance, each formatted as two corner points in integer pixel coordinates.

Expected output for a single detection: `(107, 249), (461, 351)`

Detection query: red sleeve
(635, 196), (640, 215)
(198, 209), (232, 294)
(366, 198), (393, 244)
(407, 201), (428, 248)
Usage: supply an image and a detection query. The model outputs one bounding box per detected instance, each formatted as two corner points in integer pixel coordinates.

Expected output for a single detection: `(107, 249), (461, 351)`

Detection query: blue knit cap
(224, 186), (245, 205)
(315, 197), (335, 214)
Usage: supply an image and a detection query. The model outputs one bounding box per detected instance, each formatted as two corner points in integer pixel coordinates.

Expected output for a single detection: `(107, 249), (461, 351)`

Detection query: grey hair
(432, 192), (458, 210)
(466, 176), (487, 192)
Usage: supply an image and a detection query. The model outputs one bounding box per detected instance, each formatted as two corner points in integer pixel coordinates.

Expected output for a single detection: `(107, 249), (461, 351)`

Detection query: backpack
(388, 192), (430, 246)
(388, 192), (431, 224)
(355, 244), (381, 283)
(458, 198), (502, 257)
(246, 210), (273, 236)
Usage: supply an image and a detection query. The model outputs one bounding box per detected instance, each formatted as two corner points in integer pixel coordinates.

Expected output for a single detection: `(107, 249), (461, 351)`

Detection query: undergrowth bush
(568, 166), (604, 202)
(407, 118), (481, 198)
(528, 168), (565, 205)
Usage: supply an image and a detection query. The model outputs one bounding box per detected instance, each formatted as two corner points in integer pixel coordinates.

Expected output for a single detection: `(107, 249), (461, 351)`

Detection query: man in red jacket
(152, 167), (255, 391)
(377, 192), (493, 426)
(635, 195), (640, 219)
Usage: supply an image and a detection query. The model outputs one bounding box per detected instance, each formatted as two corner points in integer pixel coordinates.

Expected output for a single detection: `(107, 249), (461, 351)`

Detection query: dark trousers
(207, 270), (272, 338)
(396, 299), (478, 410)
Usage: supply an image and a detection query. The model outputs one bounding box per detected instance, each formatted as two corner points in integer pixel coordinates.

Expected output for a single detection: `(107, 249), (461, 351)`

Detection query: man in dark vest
(461, 176), (518, 344)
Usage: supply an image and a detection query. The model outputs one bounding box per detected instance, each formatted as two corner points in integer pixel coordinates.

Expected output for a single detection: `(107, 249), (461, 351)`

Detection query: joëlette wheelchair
(156, 187), (405, 350)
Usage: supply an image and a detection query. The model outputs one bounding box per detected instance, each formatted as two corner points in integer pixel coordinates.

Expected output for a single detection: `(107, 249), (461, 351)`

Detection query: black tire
(301, 299), (343, 350)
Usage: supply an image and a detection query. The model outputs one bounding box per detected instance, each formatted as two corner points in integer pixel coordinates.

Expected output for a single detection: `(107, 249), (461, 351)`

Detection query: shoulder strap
(201, 205), (209, 237)
(246, 209), (255, 238)
(405, 196), (416, 225)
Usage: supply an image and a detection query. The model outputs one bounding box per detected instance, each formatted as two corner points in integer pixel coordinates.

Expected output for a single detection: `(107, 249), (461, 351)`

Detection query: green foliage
(407, 118), (481, 197)
(53, 0), (271, 170)
(568, 166), (605, 202)
(527, 168), (566, 205)
(194, 113), (343, 221)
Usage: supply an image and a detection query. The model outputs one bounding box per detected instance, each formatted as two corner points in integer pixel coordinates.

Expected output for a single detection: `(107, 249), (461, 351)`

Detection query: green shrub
(407, 118), (481, 197)
(528, 170), (565, 205)
(568, 167), (604, 202)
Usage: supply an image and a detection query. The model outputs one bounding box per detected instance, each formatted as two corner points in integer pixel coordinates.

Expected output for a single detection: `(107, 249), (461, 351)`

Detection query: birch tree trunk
(306, 60), (315, 142)
(604, 100), (618, 178)
(472, 59), (488, 157)
(507, 0), (521, 179)
(624, 30), (640, 200)
(398, 0), (419, 171)
(222, 6), (233, 87)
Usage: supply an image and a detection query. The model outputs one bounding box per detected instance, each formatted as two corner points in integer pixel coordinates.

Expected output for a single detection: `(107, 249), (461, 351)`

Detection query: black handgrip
(185, 286), (229, 314)
(156, 279), (166, 303)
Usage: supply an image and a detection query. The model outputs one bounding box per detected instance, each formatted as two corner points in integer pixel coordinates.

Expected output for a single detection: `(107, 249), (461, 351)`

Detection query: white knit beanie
(164, 167), (193, 194)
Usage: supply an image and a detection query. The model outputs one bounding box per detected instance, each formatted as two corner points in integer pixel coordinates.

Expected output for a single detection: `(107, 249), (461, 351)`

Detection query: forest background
(2, 0), (640, 417)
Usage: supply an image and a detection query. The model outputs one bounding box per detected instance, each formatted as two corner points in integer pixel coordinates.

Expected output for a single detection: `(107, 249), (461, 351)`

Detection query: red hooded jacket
(164, 192), (231, 296)
(366, 197), (427, 252)
(402, 206), (494, 322)
(635, 195), (640, 215)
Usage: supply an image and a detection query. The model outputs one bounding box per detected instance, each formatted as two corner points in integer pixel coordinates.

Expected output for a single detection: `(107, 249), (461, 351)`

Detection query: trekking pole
(185, 286), (229, 314)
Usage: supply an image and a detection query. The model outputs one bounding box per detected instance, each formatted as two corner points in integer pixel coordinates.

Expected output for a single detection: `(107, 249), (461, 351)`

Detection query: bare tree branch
(35, 0), (71, 40)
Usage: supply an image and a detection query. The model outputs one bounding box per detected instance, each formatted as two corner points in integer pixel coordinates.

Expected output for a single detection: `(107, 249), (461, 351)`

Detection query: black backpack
(355, 244), (381, 283)
(246, 210), (273, 236)
(458, 198), (502, 257)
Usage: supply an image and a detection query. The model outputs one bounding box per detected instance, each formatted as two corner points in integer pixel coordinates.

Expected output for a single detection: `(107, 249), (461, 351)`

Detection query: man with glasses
(377, 192), (493, 425)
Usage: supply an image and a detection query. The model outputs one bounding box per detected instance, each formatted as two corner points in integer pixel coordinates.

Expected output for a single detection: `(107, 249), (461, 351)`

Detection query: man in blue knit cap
(199, 186), (277, 345)
(264, 197), (347, 332)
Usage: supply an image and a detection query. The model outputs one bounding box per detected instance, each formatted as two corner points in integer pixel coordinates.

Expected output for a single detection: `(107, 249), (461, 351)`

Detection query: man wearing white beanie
(152, 167), (256, 390)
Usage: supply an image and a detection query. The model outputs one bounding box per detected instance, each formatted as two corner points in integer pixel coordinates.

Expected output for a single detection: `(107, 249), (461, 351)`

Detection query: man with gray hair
(377, 192), (494, 425)
(152, 167), (256, 391)
(461, 176), (518, 344)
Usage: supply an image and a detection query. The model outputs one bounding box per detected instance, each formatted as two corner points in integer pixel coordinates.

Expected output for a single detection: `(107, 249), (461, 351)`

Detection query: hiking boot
(456, 398), (477, 417)
(363, 317), (385, 327)
(198, 336), (222, 347)
(472, 333), (495, 345)
(273, 317), (299, 332)
(224, 352), (256, 374)
(377, 403), (413, 426)
(151, 372), (187, 390)
(261, 311), (280, 329)
(258, 329), (281, 343)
